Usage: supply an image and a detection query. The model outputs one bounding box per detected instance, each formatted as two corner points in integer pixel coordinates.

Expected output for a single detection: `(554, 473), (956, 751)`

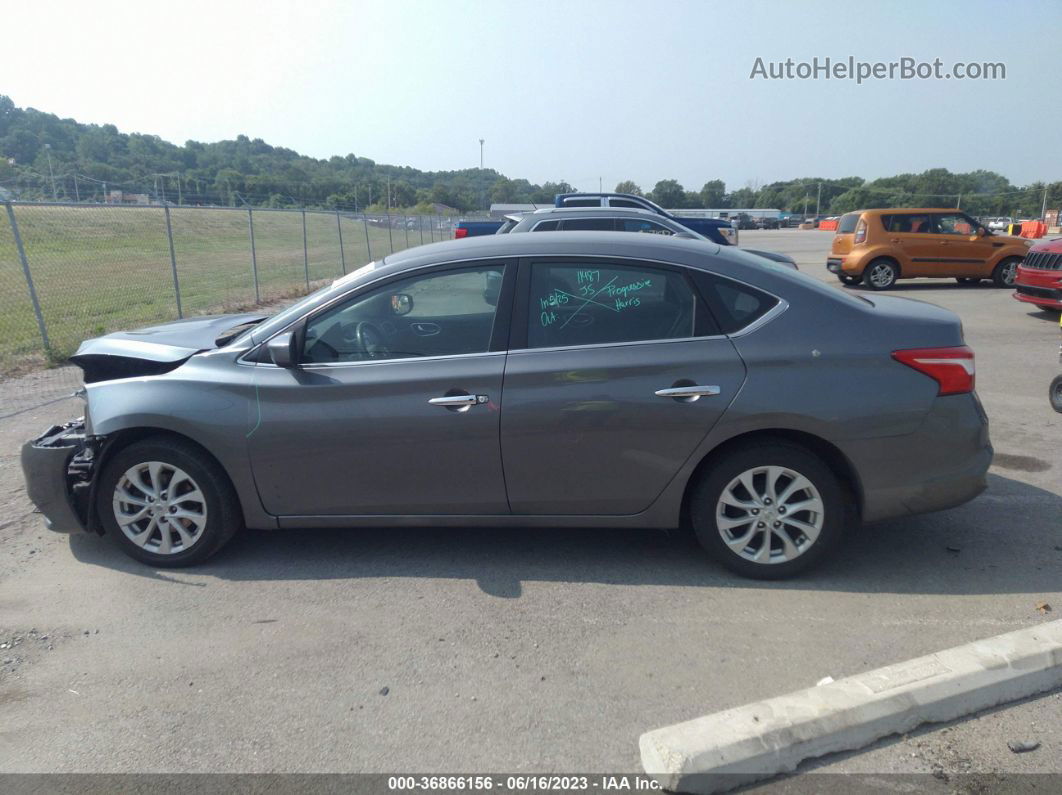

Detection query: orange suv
(827, 208), (1032, 290)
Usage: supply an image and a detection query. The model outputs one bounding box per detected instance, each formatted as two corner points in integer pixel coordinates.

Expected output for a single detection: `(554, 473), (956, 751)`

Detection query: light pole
(44, 144), (57, 201)
(479, 139), (485, 212)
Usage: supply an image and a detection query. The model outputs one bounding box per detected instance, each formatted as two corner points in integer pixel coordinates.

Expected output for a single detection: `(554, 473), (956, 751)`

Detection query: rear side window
(527, 262), (714, 348)
(691, 272), (779, 334)
(880, 213), (934, 233)
(610, 198), (646, 209)
(558, 218), (616, 231)
(837, 213), (862, 234)
(560, 198), (601, 208)
(532, 220), (560, 231)
(618, 219), (674, 235)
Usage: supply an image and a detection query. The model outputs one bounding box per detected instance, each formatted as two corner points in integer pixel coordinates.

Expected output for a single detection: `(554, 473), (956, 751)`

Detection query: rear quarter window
(837, 213), (862, 234)
(690, 271), (779, 334)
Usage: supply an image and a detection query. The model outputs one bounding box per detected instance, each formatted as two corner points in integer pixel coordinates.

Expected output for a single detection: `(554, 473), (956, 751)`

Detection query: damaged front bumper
(21, 419), (100, 534)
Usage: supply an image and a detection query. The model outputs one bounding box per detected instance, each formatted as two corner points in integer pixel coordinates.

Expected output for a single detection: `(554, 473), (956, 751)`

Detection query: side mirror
(267, 331), (299, 368)
(390, 293), (414, 316)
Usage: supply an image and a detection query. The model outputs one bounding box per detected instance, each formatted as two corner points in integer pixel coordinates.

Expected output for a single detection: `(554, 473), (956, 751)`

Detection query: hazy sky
(6, 0), (1060, 191)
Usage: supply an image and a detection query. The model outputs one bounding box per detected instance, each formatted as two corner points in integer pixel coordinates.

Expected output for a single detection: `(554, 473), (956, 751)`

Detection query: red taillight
(454, 227), (469, 239)
(853, 219), (867, 244)
(891, 346), (975, 395)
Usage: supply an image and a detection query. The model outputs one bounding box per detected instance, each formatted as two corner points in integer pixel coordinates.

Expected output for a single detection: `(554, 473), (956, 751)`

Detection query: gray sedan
(22, 232), (991, 578)
(499, 206), (800, 269)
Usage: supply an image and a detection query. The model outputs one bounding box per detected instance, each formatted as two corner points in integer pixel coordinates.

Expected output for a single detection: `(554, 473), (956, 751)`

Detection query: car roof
(528, 206), (659, 217)
(380, 230), (717, 273)
(855, 208), (974, 215)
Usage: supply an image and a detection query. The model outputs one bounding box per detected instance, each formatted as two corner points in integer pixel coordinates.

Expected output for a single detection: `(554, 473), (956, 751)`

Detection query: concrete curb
(639, 620), (1062, 794)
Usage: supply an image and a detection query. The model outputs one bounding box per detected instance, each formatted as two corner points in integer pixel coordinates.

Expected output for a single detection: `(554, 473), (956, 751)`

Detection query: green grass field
(0, 205), (451, 375)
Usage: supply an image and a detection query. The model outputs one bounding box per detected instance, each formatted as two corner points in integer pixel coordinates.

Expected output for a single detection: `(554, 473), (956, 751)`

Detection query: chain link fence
(0, 201), (455, 418)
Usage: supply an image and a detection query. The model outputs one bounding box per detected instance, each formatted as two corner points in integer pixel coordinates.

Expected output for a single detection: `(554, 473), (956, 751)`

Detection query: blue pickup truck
(456, 193), (738, 245)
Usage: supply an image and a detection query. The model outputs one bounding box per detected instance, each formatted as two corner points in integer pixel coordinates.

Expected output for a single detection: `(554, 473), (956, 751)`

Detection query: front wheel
(863, 258), (898, 290)
(689, 442), (847, 579)
(992, 257), (1021, 288)
(97, 437), (242, 567)
(1051, 375), (1062, 413)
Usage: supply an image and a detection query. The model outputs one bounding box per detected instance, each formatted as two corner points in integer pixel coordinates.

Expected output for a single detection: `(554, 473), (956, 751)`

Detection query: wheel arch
(89, 427), (246, 533)
(866, 254), (902, 278)
(679, 428), (864, 527)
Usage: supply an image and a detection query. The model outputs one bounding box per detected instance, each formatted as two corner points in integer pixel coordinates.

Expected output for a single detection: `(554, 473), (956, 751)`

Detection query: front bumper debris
(20, 419), (97, 534)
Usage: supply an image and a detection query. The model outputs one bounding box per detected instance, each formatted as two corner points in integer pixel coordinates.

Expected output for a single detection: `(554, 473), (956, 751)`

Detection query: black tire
(955, 277), (981, 285)
(96, 436), (242, 567)
(992, 257), (1021, 288)
(837, 273), (861, 286)
(1051, 375), (1062, 414)
(689, 441), (847, 579)
(862, 258), (898, 290)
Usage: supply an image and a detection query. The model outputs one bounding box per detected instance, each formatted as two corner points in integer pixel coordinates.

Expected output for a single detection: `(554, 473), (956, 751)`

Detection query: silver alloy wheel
(868, 262), (895, 288)
(112, 461), (208, 555)
(1000, 260), (1018, 285)
(715, 465), (825, 564)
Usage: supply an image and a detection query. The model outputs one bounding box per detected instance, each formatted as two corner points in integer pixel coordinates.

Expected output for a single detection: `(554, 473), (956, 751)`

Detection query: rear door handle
(655, 385), (721, 401)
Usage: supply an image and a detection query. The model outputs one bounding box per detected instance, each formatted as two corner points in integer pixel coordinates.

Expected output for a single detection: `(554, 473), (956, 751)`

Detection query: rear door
(499, 258), (747, 515)
(880, 213), (935, 276)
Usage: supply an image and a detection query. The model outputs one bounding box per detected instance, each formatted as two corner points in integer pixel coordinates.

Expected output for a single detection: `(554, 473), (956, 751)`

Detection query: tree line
(1, 96), (1057, 217)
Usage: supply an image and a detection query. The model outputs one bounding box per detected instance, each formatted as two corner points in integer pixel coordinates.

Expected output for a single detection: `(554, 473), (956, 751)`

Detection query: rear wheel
(992, 257), (1021, 288)
(97, 437), (242, 567)
(1051, 375), (1062, 414)
(689, 442), (846, 579)
(863, 258), (898, 290)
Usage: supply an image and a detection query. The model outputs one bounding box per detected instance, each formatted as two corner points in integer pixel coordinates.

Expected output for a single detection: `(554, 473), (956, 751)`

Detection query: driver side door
(247, 261), (514, 517)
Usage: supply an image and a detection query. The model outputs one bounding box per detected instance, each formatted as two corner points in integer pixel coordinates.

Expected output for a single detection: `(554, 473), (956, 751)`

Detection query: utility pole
(44, 144), (57, 201)
(354, 185), (358, 213)
(803, 193), (809, 218)
(103, 181), (108, 204)
(956, 193), (961, 209)
(73, 173), (80, 202)
(815, 182), (821, 217)
(176, 175), (182, 206)
(599, 177), (602, 192)
(1041, 186), (1049, 221)
(386, 175), (391, 209)
(479, 138), (485, 211)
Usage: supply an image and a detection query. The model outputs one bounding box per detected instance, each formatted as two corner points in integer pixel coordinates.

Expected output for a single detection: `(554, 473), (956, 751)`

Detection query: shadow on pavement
(69, 473), (1062, 598)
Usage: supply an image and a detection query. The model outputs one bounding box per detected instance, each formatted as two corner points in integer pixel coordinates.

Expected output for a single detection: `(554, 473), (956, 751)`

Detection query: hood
(70, 313), (266, 383)
(1030, 236), (1062, 253)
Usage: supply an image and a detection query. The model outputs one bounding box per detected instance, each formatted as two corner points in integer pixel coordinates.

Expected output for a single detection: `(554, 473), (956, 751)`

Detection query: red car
(1014, 237), (1062, 311)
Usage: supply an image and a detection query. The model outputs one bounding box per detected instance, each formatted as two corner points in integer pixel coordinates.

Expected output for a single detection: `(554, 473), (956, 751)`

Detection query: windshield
(227, 261), (380, 347)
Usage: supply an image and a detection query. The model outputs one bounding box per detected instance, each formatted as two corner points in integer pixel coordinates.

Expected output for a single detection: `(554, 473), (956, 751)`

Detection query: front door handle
(431, 394), (482, 405)
(655, 385), (721, 401)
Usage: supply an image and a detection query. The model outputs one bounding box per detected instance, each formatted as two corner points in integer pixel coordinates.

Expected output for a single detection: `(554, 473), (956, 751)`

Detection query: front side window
(301, 265), (504, 364)
(527, 262), (706, 349)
